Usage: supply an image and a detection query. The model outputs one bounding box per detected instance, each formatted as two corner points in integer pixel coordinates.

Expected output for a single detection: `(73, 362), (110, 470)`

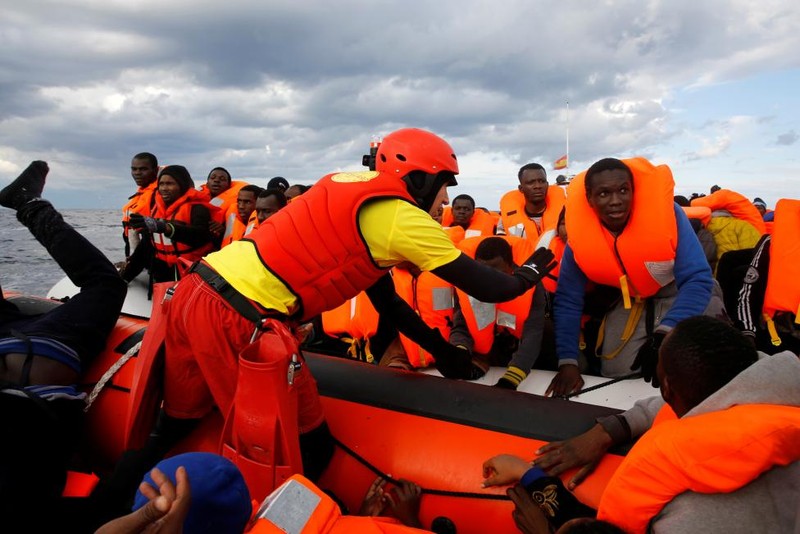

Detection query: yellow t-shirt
(206, 199), (461, 315)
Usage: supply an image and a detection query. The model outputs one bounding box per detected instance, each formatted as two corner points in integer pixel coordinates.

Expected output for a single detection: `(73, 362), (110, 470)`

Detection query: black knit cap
(159, 165), (195, 195)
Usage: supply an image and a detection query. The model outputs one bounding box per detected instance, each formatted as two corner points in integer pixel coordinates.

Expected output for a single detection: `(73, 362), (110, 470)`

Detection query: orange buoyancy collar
(456, 235), (536, 354)
(597, 403), (800, 533)
(499, 185), (565, 240)
(393, 267), (454, 368)
(441, 207), (497, 238)
(565, 157), (677, 302)
(243, 170), (417, 321)
(151, 189), (219, 266)
(763, 199), (800, 341)
(690, 188), (767, 234)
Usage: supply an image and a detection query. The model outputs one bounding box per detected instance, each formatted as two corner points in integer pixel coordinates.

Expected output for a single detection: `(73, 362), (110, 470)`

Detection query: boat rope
(83, 340), (142, 413)
(331, 435), (510, 501)
(559, 372), (641, 400)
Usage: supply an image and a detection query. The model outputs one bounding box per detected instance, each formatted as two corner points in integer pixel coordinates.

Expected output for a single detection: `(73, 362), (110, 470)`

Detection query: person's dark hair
(133, 152), (158, 169)
(661, 316), (758, 411)
(518, 162), (546, 181)
(475, 237), (513, 265)
(584, 158), (633, 196)
(559, 518), (627, 534)
(452, 194), (475, 209)
(267, 176), (289, 191)
(673, 195), (690, 207)
(207, 167), (232, 184)
(158, 165), (194, 195)
(258, 188), (288, 208)
(239, 184), (263, 197)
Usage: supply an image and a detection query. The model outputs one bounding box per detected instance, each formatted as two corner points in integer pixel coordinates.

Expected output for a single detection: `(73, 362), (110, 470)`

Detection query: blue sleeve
(553, 245), (588, 365)
(660, 205), (714, 329)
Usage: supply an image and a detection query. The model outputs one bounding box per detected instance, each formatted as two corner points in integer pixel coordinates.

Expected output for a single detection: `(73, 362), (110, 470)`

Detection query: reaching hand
(358, 477), (389, 517)
(513, 247), (557, 289)
(482, 454), (531, 488)
(533, 424), (613, 490)
(384, 480), (423, 529)
(94, 466), (191, 534)
(129, 214), (168, 234)
(545, 364), (584, 397)
(507, 484), (552, 534)
(630, 332), (666, 387)
(435, 344), (482, 380)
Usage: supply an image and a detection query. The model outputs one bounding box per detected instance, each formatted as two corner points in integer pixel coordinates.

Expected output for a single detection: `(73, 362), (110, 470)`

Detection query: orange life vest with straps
(321, 292), (380, 362)
(198, 180), (248, 214)
(690, 188), (767, 235)
(392, 267), (454, 368)
(499, 185), (565, 240)
(456, 236), (536, 354)
(221, 212), (248, 248)
(597, 403), (800, 534)
(243, 171), (417, 321)
(248, 475), (427, 534)
(441, 207), (497, 238)
(244, 211), (259, 237)
(566, 157), (677, 307)
(122, 182), (157, 254)
(762, 199), (800, 342)
(443, 225), (466, 244)
(150, 189), (220, 267)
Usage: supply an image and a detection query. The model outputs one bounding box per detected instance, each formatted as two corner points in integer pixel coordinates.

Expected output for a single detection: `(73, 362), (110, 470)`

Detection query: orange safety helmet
(375, 128), (459, 211)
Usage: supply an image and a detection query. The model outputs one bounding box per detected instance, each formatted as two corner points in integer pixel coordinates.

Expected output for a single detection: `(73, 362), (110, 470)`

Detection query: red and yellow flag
(553, 155), (568, 170)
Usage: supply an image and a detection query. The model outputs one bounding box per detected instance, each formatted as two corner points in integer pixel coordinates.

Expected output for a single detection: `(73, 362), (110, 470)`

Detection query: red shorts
(162, 273), (324, 433)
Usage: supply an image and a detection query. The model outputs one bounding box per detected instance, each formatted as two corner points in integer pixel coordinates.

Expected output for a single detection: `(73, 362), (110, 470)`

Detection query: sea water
(0, 209), (124, 296)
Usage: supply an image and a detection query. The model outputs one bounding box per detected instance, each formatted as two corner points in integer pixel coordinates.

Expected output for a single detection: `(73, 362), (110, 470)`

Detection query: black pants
(1, 201), (127, 367)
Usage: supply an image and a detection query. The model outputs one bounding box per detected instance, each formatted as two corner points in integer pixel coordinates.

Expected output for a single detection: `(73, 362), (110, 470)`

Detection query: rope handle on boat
(84, 340), (142, 413)
(331, 435), (510, 501)
(559, 372), (641, 400)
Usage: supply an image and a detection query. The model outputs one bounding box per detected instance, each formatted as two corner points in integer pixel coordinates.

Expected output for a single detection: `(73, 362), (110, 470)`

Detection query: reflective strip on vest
(469, 296), (496, 331)
(211, 196), (225, 207)
(508, 223), (525, 237)
(256, 478), (322, 534)
(465, 228), (482, 239)
(154, 233), (173, 247)
(431, 287), (454, 311)
(496, 310), (516, 330)
(222, 212), (237, 241)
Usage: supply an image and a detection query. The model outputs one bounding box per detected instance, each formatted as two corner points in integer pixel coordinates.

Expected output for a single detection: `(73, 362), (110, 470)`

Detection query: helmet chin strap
(403, 172), (450, 213)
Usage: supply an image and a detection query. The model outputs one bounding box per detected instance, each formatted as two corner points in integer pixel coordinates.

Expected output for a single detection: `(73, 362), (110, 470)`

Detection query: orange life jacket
(221, 211), (248, 248)
(681, 205), (711, 226)
(248, 475), (426, 534)
(565, 157), (677, 306)
(392, 267), (454, 368)
(122, 182), (158, 253)
(244, 211), (259, 237)
(534, 229), (566, 293)
(150, 189), (220, 267)
(198, 180), (249, 214)
(762, 199), (800, 342)
(597, 403), (800, 534)
(243, 171), (416, 321)
(443, 225), (466, 244)
(456, 236), (536, 354)
(321, 292), (379, 338)
(499, 185), (565, 240)
(690, 189), (767, 234)
(441, 207), (497, 238)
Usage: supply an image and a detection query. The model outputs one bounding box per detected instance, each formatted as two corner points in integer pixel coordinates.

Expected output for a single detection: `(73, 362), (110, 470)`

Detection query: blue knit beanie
(133, 452), (251, 534)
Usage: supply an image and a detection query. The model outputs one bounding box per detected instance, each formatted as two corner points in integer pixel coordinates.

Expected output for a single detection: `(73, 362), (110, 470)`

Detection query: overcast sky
(1, 0), (798, 209)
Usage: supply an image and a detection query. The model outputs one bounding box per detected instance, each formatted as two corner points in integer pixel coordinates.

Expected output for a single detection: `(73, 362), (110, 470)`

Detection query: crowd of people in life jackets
(0, 125), (797, 533)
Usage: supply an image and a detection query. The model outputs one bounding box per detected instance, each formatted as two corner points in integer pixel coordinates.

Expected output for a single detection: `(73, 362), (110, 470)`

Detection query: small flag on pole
(554, 155), (568, 170)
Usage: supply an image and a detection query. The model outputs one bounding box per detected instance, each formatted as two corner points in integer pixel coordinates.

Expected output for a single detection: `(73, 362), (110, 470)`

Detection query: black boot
(0, 161), (48, 210)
